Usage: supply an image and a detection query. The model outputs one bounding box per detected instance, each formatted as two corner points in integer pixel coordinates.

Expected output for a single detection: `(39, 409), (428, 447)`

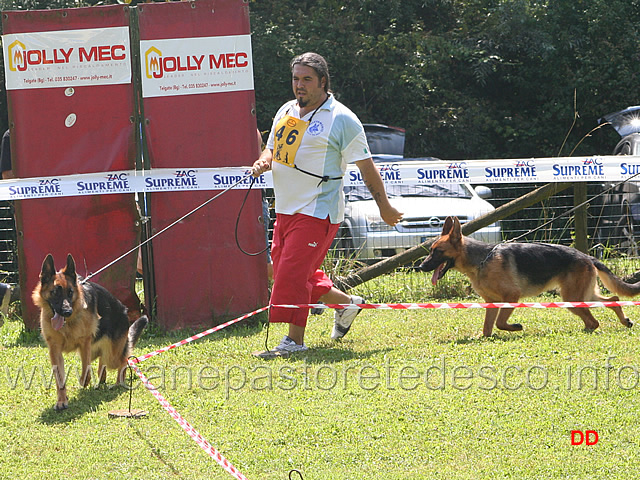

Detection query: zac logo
(105, 173), (128, 181)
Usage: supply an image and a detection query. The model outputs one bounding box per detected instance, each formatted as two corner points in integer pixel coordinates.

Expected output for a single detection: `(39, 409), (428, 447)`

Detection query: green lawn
(1, 269), (639, 479)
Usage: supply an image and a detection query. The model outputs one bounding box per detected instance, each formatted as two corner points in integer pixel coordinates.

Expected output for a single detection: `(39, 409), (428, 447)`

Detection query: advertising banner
(140, 34), (253, 98)
(0, 155), (638, 202)
(3, 26), (131, 90)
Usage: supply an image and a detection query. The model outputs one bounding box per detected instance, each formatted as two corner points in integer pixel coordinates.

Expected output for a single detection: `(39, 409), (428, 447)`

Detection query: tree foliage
(250, 0), (640, 159)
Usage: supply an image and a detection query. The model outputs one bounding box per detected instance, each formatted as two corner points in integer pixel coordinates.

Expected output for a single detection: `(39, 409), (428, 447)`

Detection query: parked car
(332, 157), (501, 262)
(363, 124), (405, 156)
(592, 106), (640, 255)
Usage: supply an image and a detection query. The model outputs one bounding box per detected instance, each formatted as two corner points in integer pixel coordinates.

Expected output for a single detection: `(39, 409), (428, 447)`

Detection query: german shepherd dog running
(420, 216), (640, 336)
(32, 254), (148, 410)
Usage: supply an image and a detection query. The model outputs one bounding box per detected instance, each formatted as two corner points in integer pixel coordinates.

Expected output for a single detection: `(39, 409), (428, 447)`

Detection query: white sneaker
(274, 335), (309, 354)
(331, 295), (364, 340)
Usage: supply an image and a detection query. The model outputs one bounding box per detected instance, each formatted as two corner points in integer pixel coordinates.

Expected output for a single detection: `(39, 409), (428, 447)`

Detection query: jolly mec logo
(144, 45), (249, 79)
(7, 38), (126, 72)
(8, 40), (27, 72)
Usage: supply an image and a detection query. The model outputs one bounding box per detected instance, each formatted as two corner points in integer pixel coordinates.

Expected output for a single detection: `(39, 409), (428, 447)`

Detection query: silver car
(333, 177), (501, 262)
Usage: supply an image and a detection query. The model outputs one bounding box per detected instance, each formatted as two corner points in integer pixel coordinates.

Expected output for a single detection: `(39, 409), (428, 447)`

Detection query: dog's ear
(40, 254), (56, 284)
(449, 216), (463, 244)
(441, 216), (454, 235)
(64, 254), (77, 282)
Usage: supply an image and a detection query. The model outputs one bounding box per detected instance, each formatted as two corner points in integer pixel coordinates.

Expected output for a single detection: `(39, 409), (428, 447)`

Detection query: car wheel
(333, 224), (355, 258)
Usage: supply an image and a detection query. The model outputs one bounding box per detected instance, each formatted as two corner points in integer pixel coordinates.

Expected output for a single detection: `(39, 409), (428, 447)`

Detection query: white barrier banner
(2, 27), (131, 90)
(345, 155), (640, 186)
(139, 34), (254, 98)
(1, 155), (639, 201)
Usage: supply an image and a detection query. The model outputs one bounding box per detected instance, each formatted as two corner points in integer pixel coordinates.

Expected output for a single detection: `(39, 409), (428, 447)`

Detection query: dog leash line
(82, 172), (254, 284)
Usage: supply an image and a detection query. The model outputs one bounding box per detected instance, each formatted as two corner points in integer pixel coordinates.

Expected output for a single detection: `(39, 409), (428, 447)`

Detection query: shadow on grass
(253, 345), (394, 364)
(445, 326), (607, 345)
(37, 384), (128, 425)
(129, 424), (181, 476)
(137, 316), (268, 350)
(305, 346), (395, 364)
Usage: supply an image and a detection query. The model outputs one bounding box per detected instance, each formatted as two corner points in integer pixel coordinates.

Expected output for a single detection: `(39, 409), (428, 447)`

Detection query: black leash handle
(235, 175), (269, 256)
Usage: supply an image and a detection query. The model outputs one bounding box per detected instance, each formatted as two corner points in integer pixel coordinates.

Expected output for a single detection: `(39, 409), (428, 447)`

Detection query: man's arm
(355, 158), (403, 226)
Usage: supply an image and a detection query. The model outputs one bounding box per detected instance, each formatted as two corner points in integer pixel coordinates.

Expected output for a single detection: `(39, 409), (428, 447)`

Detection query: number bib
(272, 114), (308, 168)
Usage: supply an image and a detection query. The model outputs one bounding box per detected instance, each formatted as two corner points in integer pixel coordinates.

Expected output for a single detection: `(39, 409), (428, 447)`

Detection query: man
(252, 52), (402, 356)
(0, 129), (14, 179)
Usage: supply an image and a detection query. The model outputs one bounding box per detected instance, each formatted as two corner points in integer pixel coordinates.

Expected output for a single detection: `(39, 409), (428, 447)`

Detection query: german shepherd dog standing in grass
(420, 216), (640, 336)
(32, 254), (148, 411)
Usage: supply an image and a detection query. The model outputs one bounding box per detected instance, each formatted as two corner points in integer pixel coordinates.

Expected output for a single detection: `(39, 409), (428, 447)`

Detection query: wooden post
(573, 183), (588, 253)
(334, 182), (573, 291)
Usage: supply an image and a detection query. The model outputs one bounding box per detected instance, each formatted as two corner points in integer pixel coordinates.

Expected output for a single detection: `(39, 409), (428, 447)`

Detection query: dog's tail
(128, 315), (148, 349)
(594, 260), (640, 297)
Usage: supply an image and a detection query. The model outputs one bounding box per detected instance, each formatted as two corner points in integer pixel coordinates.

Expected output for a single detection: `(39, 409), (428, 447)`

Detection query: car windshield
(600, 106), (640, 137)
(345, 183), (472, 201)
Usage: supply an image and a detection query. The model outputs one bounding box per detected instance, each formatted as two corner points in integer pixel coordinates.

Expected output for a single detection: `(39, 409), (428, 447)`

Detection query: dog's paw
(624, 318), (633, 328)
(512, 323), (523, 331)
(54, 401), (69, 411)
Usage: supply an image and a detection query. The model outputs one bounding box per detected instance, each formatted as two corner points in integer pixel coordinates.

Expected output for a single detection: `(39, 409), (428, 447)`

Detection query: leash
(82, 172), (254, 284)
(235, 175), (269, 256)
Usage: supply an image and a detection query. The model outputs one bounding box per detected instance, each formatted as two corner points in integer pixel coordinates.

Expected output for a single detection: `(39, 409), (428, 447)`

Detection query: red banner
(3, 0), (267, 330)
(137, 0), (268, 329)
(3, 5), (141, 328)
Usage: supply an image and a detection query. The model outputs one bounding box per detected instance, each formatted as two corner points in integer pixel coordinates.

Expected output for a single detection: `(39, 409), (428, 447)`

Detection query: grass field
(1, 268), (639, 479)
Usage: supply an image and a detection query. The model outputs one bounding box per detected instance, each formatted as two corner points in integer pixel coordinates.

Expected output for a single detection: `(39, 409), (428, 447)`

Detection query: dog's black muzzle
(419, 250), (451, 272)
(419, 251), (455, 285)
(49, 299), (73, 318)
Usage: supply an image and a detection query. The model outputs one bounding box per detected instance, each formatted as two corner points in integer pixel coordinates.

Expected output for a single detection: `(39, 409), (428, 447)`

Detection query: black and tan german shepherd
(420, 216), (640, 336)
(32, 254), (147, 411)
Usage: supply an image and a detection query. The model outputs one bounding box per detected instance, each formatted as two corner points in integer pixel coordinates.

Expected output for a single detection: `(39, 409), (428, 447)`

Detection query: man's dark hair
(290, 52), (331, 93)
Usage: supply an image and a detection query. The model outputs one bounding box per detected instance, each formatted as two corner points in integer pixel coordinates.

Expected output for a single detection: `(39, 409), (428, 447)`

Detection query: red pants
(270, 213), (339, 327)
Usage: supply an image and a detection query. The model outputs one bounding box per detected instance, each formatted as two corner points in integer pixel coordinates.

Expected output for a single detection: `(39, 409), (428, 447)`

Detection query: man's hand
(379, 204), (403, 227)
(251, 149), (273, 177)
(251, 158), (271, 177)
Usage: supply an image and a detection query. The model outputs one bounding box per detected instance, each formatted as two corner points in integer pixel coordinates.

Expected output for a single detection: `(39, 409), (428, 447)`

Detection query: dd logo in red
(571, 430), (598, 445)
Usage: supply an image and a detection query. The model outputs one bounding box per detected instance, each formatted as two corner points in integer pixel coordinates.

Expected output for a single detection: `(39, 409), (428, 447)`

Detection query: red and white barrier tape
(128, 306), (270, 480)
(128, 362), (249, 480)
(272, 300), (640, 310)
(127, 298), (639, 479)
(130, 306), (269, 364)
